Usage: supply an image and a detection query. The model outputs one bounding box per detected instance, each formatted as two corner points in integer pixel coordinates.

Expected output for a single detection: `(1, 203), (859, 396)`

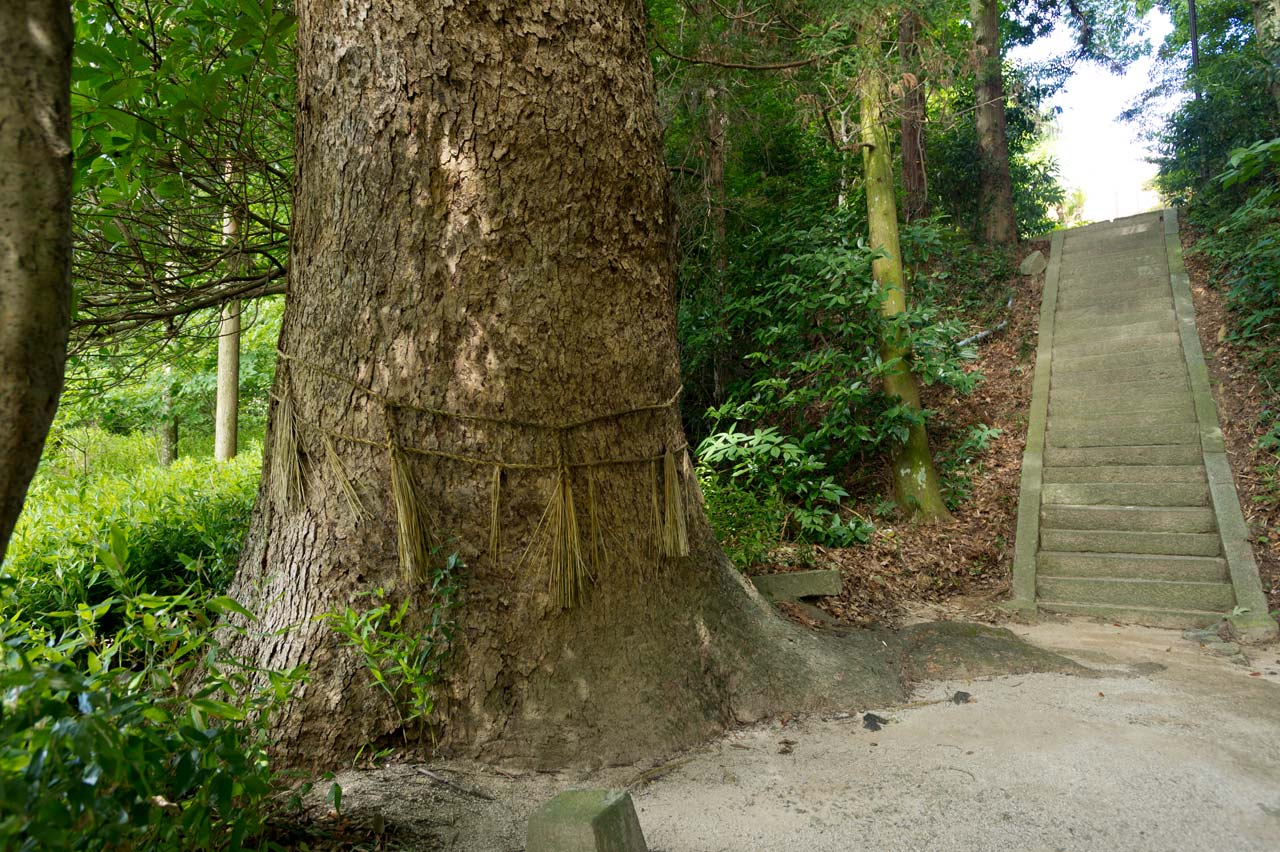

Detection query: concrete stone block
(1041, 481), (1209, 507)
(1039, 529), (1221, 557)
(1019, 250), (1047, 275)
(1037, 551), (1227, 582)
(1042, 464), (1204, 483)
(1041, 504), (1217, 533)
(1053, 331), (1180, 357)
(527, 790), (648, 852)
(751, 569), (842, 600)
(1043, 444), (1202, 467)
(1035, 576), (1235, 611)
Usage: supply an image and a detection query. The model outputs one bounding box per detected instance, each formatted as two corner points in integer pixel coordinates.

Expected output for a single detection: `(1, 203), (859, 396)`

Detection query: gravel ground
(332, 619), (1280, 852)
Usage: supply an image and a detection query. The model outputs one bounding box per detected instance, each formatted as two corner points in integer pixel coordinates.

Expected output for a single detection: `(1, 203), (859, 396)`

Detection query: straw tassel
(547, 448), (590, 609)
(388, 442), (435, 586)
(322, 433), (368, 520)
(649, 457), (662, 560)
(489, 464), (502, 561)
(270, 379), (304, 509)
(661, 447), (689, 558)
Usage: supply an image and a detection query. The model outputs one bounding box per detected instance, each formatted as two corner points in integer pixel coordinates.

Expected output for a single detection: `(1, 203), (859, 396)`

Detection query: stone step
(1044, 444), (1203, 467)
(1042, 464), (1205, 484)
(1058, 273), (1166, 293)
(1035, 576), (1235, 611)
(1051, 377), (1190, 404)
(1057, 284), (1171, 309)
(1051, 361), (1186, 388)
(1054, 345), (1184, 374)
(1037, 550), (1228, 582)
(1045, 423), (1200, 448)
(1061, 239), (1163, 258)
(1035, 601), (1224, 629)
(1052, 309), (1175, 332)
(1047, 393), (1193, 418)
(1055, 299), (1173, 322)
(1041, 481), (1209, 507)
(1041, 504), (1217, 533)
(1049, 410), (1197, 431)
(1053, 331), (1181, 358)
(1040, 528), (1222, 557)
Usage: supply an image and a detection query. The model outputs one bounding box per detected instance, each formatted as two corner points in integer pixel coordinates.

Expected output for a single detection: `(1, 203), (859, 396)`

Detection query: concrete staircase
(1011, 210), (1276, 637)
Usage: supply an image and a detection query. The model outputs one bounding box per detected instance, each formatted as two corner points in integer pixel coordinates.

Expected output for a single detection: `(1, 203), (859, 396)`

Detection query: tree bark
(227, 0), (907, 769)
(860, 25), (952, 523)
(971, 0), (1017, 245)
(0, 1), (72, 563)
(899, 11), (930, 222)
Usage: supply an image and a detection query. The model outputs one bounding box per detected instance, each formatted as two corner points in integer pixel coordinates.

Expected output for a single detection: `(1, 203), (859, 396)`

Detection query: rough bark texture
(228, 0), (909, 770)
(971, 0), (1016, 245)
(860, 31), (951, 522)
(899, 11), (930, 223)
(0, 1), (72, 563)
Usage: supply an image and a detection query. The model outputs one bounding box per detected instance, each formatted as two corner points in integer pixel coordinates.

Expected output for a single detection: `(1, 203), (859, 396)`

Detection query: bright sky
(1007, 11), (1177, 223)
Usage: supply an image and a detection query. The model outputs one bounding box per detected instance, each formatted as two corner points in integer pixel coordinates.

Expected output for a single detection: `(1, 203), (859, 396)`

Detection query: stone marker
(750, 569), (842, 600)
(526, 789), (649, 852)
(1019, 249), (1047, 276)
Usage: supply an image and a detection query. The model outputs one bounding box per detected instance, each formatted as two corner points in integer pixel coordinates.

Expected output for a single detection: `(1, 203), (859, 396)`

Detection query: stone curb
(1010, 229), (1064, 611)
(1163, 208), (1278, 642)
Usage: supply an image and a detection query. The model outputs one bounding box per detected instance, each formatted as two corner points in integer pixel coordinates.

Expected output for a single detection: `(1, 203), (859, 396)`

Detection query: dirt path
(330, 618), (1280, 851)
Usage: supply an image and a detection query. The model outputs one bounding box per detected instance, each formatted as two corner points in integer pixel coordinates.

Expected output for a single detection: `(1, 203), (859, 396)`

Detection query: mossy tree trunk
(0, 1), (72, 563)
(226, 0), (907, 770)
(860, 24), (952, 523)
(971, 0), (1017, 245)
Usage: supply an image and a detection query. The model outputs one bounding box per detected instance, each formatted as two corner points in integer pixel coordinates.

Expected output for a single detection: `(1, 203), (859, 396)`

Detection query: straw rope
(268, 351), (691, 607)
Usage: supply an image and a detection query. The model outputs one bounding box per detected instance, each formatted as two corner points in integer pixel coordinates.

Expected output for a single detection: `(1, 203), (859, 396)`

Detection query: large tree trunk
(0, 1), (72, 563)
(860, 25), (951, 523)
(899, 10), (930, 222)
(228, 0), (906, 770)
(971, 0), (1017, 244)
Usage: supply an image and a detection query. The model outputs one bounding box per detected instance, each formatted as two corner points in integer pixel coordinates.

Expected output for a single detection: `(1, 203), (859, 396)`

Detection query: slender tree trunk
(157, 366), (178, 467)
(216, 167), (241, 461)
(860, 26), (951, 522)
(227, 0), (907, 769)
(0, 1), (72, 563)
(899, 11), (930, 222)
(215, 300), (241, 461)
(971, 0), (1017, 244)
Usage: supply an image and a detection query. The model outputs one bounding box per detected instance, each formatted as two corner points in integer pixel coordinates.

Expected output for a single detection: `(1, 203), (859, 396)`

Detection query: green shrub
(4, 444), (260, 624)
(0, 546), (308, 852)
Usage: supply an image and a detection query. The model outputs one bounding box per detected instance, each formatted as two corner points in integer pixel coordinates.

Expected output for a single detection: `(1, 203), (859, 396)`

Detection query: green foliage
(4, 433), (260, 620)
(936, 423), (1003, 509)
(928, 73), (1066, 239)
(696, 427), (873, 555)
(0, 540), (308, 851)
(322, 558), (461, 740)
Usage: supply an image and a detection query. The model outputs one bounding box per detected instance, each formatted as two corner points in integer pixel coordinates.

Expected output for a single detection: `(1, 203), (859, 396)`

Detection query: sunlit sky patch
(1009, 10), (1179, 223)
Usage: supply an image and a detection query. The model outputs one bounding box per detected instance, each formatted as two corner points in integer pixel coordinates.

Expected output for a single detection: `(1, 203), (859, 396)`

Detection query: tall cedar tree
(226, 0), (906, 768)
